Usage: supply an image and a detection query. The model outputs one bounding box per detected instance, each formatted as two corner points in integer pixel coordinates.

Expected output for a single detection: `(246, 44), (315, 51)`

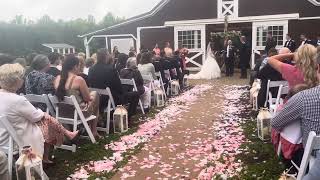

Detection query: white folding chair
(296, 131), (320, 180)
(164, 69), (172, 96)
(48, 95), (96, 152)
(120, 78), (145, 114)
(89, 87), (116, 134)
(23, 94), (55, 116)
(155, 72), (167, 99)
(0, 115), (23, 180)
(265, 80), (288, 111)
(142, 74), (156, 106)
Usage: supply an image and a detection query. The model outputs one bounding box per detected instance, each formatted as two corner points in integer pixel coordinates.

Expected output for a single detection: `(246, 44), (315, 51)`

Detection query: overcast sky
(0, 0), (162, 22)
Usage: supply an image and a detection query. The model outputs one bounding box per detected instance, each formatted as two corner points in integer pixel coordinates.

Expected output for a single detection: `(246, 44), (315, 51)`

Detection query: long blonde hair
(294, 44), (319, 87)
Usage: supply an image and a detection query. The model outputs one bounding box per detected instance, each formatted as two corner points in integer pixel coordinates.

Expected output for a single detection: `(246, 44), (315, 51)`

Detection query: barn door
(174, 25), (206, 71)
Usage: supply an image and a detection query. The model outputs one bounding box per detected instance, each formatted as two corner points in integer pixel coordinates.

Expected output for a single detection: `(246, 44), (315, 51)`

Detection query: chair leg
(8, 138), (13, 180)
(139, 99), (145, 114)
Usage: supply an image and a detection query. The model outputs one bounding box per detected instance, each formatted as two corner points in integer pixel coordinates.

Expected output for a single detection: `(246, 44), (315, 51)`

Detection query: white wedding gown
(188, 43), (221, 79)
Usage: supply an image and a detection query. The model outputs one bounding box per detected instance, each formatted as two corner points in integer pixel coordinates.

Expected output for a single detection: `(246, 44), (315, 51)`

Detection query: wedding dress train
(188, 43), (221, 79)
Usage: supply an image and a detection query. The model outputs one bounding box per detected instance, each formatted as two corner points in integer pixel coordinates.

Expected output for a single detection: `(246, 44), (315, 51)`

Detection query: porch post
(137, 27), (141, 53)
(84, 36), (90, 58)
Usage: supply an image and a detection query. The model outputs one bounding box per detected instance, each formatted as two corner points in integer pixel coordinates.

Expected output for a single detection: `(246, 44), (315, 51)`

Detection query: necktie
(227, 45), (230, 58)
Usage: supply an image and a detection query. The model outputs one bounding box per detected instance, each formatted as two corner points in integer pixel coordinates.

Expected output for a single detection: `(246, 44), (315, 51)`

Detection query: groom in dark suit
(224, 40), (236, 77)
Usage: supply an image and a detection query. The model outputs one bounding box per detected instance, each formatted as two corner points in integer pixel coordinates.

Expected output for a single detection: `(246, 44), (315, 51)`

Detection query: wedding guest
(153, 43), (161, 57)
(115, 53), (129, 73)
(77, 55), (89, 85)
(47, 52), (61, 77)
(129, 51), (136, 58)
(138, 52), (157, 80)
(83, 57), (95, 75)
(88, 49), (139, 118)
(265, 32), (277, 53)
(224, 40), (236, 77)
(0, 151), (8, 180)
(268, 44), (319, 89)
(257, 48), (283, 108)
(0, 53), (14, 66)
(25, 54), (55, 95)
(300, 34), (314, 47)
(317, 34), (320, 47)
(164, 42), (173, 58)
(113, 46), (120, 60)
(0, 63), (78, 163)
(13, 58), (27, 68)
(239, 36), (251, 79)
(54, 55), (100, 138)
(272, 52), (320, 180)
(284, 34), (296, 53)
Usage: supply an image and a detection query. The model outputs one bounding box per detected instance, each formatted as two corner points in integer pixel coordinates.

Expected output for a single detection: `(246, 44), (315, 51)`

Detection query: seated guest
(0, 63), (78, 163)
(115, 53), (129, 73)
(257, 48), (283, 108)
(25, 54), (55, 95)
(272, 53), (320, 180)
(138, 52), (157, 80)
(268, 44), (319, 89)
(84, 57), (95, 75)
(172, 51), (183, 85)
(54, 55), (100, 138)
(47, 52), (61, 77)
(0, 151), (8, 180)
(88, 49), (139, 118)
(129, 51), (136, 58)
(13, 58), (27, 68)
(77, 55), (89, 85)
(120, 57), (150, 111)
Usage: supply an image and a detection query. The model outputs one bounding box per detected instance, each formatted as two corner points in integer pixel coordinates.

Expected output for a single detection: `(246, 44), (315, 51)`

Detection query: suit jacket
(284, 39), (296, 52)
(88, 62), (123, 106)
(239, 42), (251, 67)
(265, 38), (277, 53)
(224, 45), (236, 60)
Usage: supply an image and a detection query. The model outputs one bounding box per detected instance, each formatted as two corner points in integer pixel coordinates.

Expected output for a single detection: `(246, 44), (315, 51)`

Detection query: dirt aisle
(112, 77), (247, 180)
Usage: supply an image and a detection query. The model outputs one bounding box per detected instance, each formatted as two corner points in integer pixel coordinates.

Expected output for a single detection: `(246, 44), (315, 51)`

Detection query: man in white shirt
(224, 40), (236, 77)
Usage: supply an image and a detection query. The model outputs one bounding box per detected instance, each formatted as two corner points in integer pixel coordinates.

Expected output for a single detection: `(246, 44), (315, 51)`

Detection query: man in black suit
(265, 32), (277, 53)
(284, 34), (296, 52)
(224, 40), (236, 77)
(300, 34), (314, 47)
(88, 48), (139, 118)
(239, 36), (251, 79)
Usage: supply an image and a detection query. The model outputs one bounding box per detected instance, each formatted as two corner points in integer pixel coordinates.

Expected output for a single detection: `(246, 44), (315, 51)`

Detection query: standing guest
(0, 63), (78, 164)
(271, 51), (320, 180)
(54, 55), (100, 138)
(14, 58), (27, 68)
(316, 34), (320, 47)
(284, 34), (296, 53)
(300, 34), (314, 47)
(138, 52), (157, 80)
(88, 49), (139, 118)
(115, 53), (129, 73)
(83, 57), (95, 75)
(113, 46), (120, 60)
(265, 32), (277, 53)
(47, 52), (61, 77)
(268, 44), (319, 89)
(25, 54), (55, 95)
(0, 151), (8, 180)
(153, 44), (161, 57)
(164, 42), (173, 58)
(239, 36), (251, 79)
(224, 40), (236, 77)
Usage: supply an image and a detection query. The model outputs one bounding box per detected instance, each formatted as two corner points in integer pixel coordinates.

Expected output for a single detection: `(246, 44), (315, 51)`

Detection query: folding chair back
(89, 87), (116, 133)
(0, 116), (23, 180)
(155, 72), (167, 99)
(48, 95), (96, 152)
(24, 94), (55, 116)
(120, 79), (145, 114)
(297, 131), (320, 180)
(142, 74), (155, 106)
(265, 80), (288, 107)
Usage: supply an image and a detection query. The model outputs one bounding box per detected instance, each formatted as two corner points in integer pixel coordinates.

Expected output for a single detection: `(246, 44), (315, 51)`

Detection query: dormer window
(218, 0), (239, 19)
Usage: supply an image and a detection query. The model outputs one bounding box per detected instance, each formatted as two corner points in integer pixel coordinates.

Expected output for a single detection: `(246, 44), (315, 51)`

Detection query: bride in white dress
(188, 42), (221, 79)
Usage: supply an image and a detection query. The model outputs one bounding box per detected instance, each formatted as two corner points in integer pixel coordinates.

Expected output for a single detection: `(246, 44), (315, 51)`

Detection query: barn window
(218, 0), (239, 19)
(178, 30), (201, 50)
(256, 26), (284, 47)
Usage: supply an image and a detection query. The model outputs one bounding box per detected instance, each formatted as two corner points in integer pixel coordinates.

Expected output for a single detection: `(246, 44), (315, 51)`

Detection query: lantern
(15, 146), (47, 180)
(170, 80), (180, 96)
(257, 108), (272, 140)
(113, 105), (128, 133)
(154, 88), (165, 107)
(183, 75), (189, 87)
